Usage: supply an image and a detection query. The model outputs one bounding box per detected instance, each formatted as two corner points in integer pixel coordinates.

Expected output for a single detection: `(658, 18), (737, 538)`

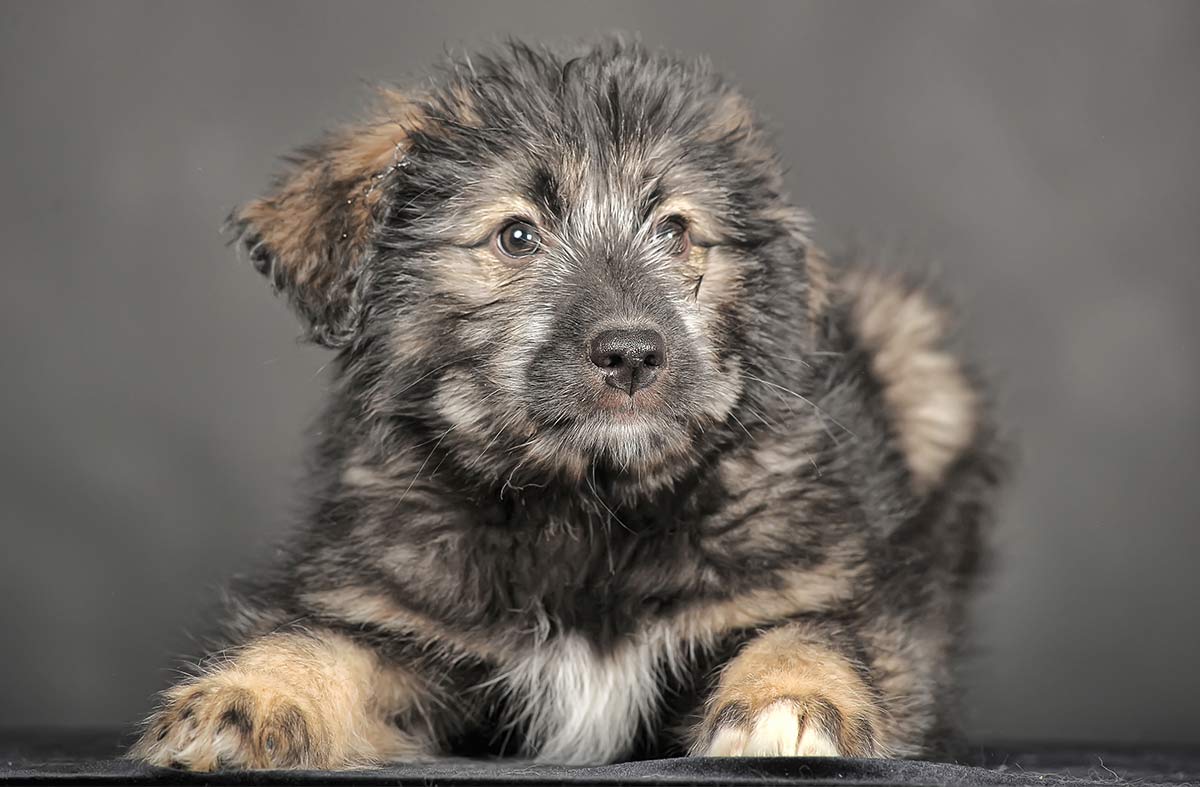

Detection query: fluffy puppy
(130, 40), (1003, 771)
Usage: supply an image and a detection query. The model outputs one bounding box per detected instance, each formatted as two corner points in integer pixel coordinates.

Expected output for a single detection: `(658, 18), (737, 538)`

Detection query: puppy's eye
(496, 220), (542, 259)
(654, 216), (690, 257)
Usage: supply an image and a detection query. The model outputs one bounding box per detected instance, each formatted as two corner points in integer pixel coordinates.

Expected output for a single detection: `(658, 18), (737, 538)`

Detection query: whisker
(387, 357), (473, 400)
(740, 404), (780, 433)
(756, 352), (815, 369)
(742, 373), (857, 438)
(505, 435), (539, 454)
(393, 424), (456, 511)
(728, 411), (755, 441)
(587, 461), (632, 535)
(468, 412), (518, 468)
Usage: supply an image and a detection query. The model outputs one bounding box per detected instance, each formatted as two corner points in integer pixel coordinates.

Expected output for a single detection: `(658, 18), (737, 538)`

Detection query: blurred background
(2, 1), (1198, 745)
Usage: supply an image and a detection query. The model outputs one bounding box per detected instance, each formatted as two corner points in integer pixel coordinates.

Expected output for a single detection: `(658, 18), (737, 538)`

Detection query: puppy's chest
(477, 486), (787, 616)
(471, 516), (700, 626)
(492, 628), (690, 765)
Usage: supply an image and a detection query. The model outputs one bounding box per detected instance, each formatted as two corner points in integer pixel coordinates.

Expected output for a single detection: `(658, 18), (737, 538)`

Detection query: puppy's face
(237, 43), (818, 485)
(412, 136), (752, 478)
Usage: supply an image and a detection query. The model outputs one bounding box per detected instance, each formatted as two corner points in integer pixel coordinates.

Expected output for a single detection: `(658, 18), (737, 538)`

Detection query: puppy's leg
(690, 622), (885, 758)
(130, 630), (428, 771)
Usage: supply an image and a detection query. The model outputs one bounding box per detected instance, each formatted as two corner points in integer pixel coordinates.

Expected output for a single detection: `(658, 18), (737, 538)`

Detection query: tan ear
(231, 89), (423, 347)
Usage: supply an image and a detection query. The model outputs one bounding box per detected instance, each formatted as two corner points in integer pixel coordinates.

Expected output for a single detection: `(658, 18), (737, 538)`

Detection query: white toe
(705, 724), (749, 756)
(797, 724), (841, 757)
(742, 701), (802, 756)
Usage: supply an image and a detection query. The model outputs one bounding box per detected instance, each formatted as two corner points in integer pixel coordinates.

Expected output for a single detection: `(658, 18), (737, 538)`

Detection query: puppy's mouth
(592, 384), (668, 416)
(571, 371), (693, 462)
(508, 374), (699, 478)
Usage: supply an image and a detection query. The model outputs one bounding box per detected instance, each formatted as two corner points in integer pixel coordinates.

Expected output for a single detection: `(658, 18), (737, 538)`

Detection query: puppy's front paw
(690, 626), (886, 759)
(130, 674), (330, 771)
(696, 696), (871, 757)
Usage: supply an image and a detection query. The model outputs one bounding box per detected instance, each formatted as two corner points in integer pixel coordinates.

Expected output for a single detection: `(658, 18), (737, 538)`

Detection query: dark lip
(524, 381), (680, 430)
(592, 386), (667, 414)
(532, 401), (674, 432)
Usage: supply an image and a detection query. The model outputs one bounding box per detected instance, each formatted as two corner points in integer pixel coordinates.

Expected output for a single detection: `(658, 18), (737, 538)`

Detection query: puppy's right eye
(495, 220), (542, 260)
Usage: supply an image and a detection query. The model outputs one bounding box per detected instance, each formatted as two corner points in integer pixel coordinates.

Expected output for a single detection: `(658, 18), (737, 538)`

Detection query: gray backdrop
(2, 1), (1197, 745)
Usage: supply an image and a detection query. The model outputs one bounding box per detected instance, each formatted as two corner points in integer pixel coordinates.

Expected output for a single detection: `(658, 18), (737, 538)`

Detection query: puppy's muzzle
(588, 328), (666, 395)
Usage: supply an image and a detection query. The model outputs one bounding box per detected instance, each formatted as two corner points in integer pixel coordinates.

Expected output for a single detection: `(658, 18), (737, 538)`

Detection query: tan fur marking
(694, 247), (738, 306)
(806, 247), (831, 324)
(130, 631), (427, 771)
(655, 196), (725, 248)
(307, 563), (857, 675)
(691, 623), (885, 758)
(439, 197), (542, 248)
(445, 83), (483, 126)
(301, 586), (509, 660)
(676, 563), (860, 643)
(435, 248), (503, 305)
(845, 272), (978, 490)
(697, 91), (781, 191)
(703, 92), (757, 141)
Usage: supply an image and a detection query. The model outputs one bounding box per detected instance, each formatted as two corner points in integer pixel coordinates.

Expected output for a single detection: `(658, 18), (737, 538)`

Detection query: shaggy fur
(130, 40), (1003, 771)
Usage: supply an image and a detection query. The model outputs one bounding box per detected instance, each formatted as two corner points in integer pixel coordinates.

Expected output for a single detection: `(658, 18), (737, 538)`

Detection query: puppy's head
(234, 41), (824, 487)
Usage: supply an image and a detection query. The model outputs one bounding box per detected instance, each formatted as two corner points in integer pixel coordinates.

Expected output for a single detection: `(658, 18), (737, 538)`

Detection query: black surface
(3, 731), (1200, 786)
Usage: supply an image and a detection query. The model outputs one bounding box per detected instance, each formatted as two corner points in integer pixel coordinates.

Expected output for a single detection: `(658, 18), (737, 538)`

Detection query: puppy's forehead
(536, 146), (668, 222)
(455, 139), (725, 239)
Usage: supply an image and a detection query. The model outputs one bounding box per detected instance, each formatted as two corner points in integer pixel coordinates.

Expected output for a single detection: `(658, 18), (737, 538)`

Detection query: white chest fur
(498, 628), (686, 765)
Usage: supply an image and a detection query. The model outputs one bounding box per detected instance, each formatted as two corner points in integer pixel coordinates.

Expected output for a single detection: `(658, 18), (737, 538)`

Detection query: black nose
(588, 328), (667, 395)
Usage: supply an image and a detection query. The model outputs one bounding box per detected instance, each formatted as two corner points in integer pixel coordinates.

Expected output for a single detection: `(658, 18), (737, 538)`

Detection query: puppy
(130, 40), (1002, 771)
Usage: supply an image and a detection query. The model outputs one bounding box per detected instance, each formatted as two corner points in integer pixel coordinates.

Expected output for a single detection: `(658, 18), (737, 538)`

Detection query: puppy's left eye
(654, 216), (690, 257)
(496, 220), (542, 260)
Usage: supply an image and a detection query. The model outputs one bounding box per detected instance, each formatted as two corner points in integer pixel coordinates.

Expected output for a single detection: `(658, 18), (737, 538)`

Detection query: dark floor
(4, 730), (1199, 786)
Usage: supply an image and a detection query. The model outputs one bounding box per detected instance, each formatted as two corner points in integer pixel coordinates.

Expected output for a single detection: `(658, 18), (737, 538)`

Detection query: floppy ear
(230, 89), (423, 347)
